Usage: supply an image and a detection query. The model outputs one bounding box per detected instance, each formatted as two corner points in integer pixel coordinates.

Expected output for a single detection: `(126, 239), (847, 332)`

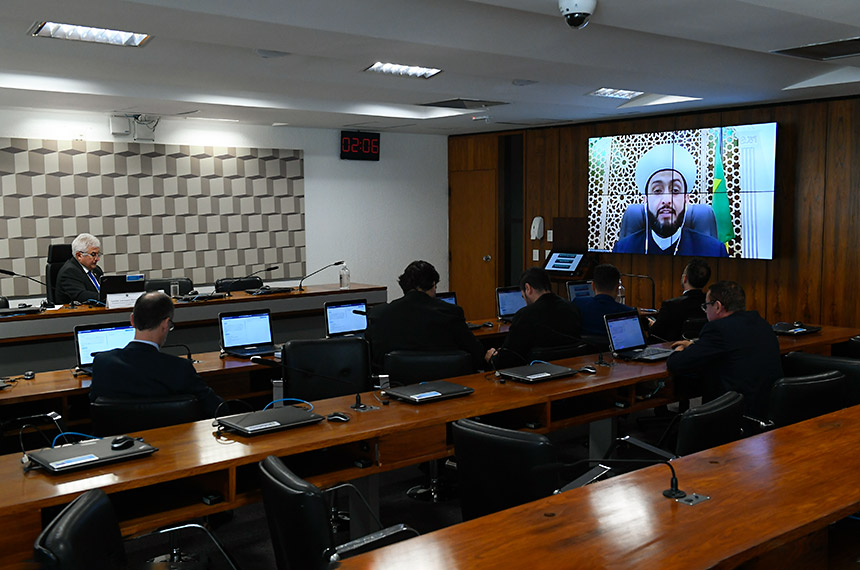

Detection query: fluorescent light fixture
(365, 61), (442, 79)
(589, 87), (644, 100)
(29, 21), (151, 47)
(185, 117), (239, 122)
(618, 93), (701, 108)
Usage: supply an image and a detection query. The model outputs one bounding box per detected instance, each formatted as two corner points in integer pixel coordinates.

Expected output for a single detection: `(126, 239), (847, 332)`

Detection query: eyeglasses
(168, 318), (175, 332)
(79, 252), (102, 259)
(700, 301), (716, 312)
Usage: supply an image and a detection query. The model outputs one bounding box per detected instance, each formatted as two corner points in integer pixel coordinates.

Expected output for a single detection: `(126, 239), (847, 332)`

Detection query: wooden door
(449, 170), (498, 320)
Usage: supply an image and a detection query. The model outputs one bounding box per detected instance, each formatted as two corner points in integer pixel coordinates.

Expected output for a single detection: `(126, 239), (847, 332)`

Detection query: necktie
(88, 271), (100, 291)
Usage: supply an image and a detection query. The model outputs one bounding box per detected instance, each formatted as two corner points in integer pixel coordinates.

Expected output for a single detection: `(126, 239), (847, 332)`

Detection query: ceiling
(2, 0), (859, 135)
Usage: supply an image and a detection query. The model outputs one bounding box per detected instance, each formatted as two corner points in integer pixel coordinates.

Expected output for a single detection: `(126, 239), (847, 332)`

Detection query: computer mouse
(326, 412), (351, 423)
(111, 435), (135, 450)
(23, 371), (35, 380)
(580, 366), (597, 374)
(483, 321), (494, 327)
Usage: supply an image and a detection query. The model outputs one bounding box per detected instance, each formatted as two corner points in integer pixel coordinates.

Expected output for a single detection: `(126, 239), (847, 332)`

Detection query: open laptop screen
(219, 309), (274, 350)
(567, 281), (593, 301)
(496, 286), (527, 320)
(605, 311), (647, 351)
(324, 299), (367, 337)
(74, 322), (136, 368)
(436, 291), (457, 305)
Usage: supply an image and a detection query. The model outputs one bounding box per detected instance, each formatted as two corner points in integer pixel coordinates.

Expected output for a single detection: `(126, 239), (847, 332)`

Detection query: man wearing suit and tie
(91, 291), (224, 417)
(56, 233), (104, 303)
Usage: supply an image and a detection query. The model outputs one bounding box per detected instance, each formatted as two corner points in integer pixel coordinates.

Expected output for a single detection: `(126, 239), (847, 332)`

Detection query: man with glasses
(56, 233), (105, 304)
(667, 280), (781, 416)
(90, 291), (224, 417)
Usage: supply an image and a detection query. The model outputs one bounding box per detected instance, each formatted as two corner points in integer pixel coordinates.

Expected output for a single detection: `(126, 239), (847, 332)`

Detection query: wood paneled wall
(450, 96), (860, 327)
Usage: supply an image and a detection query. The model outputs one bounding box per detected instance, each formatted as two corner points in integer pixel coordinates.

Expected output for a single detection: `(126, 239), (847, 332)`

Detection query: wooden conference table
(339, 404), (860, 570)
(0, 325), (855, 567)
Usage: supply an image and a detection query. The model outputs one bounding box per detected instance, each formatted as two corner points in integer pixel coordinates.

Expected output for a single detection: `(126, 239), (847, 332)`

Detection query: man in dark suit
(648, 258), (711, 342)
(366, 260), (484, 372)
(667, 281), (782, 416)
(486, 267), (582, 369)
(91, 291), (224, 417)
(55, 233), (105, 304)
(573, 264), (633, 337)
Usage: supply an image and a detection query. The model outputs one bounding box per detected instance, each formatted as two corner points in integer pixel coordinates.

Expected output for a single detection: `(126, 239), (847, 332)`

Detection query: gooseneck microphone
(222, 266), (279, 292)
(621, 273), (656, 309)
(297, 260), (344, 292)
(556, 457), (686, 499)
(163, 344), (197, 362)
(0, 269), (48, 288)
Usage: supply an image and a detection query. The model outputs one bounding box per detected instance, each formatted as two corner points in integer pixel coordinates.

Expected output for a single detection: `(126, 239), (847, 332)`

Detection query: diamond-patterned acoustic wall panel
(0, 139), (305, 297)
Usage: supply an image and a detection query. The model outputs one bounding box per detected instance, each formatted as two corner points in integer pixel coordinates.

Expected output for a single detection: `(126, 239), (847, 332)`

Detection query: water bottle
(339, 265), (350, 289)
(616, 281), (626, 305)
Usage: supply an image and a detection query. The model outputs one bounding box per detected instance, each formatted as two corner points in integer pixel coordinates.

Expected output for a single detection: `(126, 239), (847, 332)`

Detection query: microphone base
(663, 488), (687, 499)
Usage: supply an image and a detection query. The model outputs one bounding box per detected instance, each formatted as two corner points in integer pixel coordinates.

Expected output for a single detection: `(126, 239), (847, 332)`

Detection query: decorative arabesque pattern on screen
(588, 130), (743, 257)
(0, 139), (305, 297)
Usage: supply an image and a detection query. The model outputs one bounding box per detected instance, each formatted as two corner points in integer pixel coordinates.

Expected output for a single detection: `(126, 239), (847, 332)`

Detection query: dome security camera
(559, 0), (597, 29)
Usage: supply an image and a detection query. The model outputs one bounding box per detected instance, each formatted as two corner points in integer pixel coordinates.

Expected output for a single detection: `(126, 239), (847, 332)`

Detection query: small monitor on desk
(436, 291), (457, 305)
(567, 281), (593, 301)
(324, 299), (367, 337)
(496, 286), (526, 321)
(544, 252), (585, 277)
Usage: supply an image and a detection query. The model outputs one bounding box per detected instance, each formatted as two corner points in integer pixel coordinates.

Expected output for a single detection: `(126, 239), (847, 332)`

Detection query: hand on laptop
(670, 340), (693, 352)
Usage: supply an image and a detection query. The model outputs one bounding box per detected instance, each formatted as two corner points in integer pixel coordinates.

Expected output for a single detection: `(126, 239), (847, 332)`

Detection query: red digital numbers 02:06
(340, 131), (380, 161)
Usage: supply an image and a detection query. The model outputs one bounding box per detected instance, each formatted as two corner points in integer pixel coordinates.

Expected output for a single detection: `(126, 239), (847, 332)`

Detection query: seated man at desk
(648, 257), (711, 342)
(366, 260), (484, 371)
(668, 280), (782, 416)
(573, 264), (633, 337)
(485, 267), (582, 368)
(91, 291), (224, 417)
(56, 233), (104, 304)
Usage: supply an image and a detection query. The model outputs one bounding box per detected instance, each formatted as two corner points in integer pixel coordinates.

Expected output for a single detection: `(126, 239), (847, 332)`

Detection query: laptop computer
(497, 362), (577, 383)
(100, 273), (146, 304)
(219, 308), (276, 357)
(605, 310), (675, 361)
(74, 321), (136, 375)
(324, 299), (367, 338)
(216, 405), (324, 436)
(772, 322), (822, 336)
(27, 437), (157, 474)
(496, 286), (527, 322)
(437, 291), (457, 305)
(385, 380), (474, 404)
(567, 280), (594, 301)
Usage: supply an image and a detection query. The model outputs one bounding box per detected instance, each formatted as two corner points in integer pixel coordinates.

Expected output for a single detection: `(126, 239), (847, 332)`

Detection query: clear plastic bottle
(616, 281), (626, 304)
(339, 265), (350, 289)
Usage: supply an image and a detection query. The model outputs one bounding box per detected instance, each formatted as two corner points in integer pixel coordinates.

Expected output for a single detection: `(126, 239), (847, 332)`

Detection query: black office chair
(528, 342), (592, 362)
(581, 334), (611, 353)
(765, 370), (848, 428)
(620, 391), (745, 460)
(259, 456), (417, 570)
(45, 243), (73, 305)
(282, 337), (372, 401)
(34, 488), (239, 570)
(832, 336), (860, 359)
(0, 296), (8, 309)
(680, 317), (707, 340)
(214, 276), (263, 293)
(90, 395), (204, 436)
(382, 349), (474, 386)
(782, 352), (860, 406)
(144, 277), (194, 296)
(452, 418), (609, 521)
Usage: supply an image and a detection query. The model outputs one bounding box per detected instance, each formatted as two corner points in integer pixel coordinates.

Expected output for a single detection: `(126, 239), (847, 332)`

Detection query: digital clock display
(340, 131), (380, 161)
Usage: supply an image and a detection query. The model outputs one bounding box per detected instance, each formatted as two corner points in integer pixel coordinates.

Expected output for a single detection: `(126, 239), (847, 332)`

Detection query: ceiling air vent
(420, 98), (507, 109)
(772, 36), (860, 61)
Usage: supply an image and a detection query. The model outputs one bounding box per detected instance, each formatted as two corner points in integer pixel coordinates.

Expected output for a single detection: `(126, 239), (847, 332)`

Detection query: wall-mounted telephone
(530, 216), (545, 240)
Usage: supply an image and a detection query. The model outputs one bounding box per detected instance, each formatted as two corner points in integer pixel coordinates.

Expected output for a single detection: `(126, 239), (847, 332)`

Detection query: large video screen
(587, 122), (777, 259)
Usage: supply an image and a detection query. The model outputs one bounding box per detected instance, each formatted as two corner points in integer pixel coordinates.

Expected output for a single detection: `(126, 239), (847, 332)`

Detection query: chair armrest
(742, 414), (772, 432)
(154, 523), (240, 570)
(556, 464), (612, 493)
(324, 482), (384, 530)
(330, 524), (419, 561)
(617, 435), (677, 461)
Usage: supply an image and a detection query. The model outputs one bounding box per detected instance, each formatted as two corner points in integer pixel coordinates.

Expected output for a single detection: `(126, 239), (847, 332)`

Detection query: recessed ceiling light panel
(29, 21), (151, 47)
(588, 87), (644, 100)
(365, 62), (441, 79)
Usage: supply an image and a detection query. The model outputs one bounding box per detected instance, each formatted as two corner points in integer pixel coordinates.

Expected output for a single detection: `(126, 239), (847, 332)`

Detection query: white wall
(0, 109), (450, 300)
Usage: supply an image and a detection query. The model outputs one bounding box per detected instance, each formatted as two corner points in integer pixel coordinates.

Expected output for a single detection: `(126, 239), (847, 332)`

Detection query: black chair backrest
(768, 370), (848, 427)
(259, 456), (333, 570)
(34, 489), (126, 570)
(0, 296), (8, 309)
(382, 350), (473, 386)
(282, 337), (371, 401)
(90, 395), (204, 436)
(680, 317), (707, 340)
(46, 243), (73, 305)
(214, 276), (263, 293)
(144, 277), (194, 296)
(452, 418), (558, 521)
(782, 352), (860, 407)
(675, 391), (744, 456)
(528, 343), (592, 362)
(581, 334), (611, 353)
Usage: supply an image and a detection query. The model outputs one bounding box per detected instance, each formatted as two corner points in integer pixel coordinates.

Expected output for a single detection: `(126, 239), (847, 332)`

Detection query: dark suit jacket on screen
(91, 341), (224, 417)
(492, 293), (583, 369)
(649, 289), (706, 342)
(55, 257), (104, 304)
(366, 290), (485, 371)
(666, 310), (782, 416)
(613, 227), (729, 258)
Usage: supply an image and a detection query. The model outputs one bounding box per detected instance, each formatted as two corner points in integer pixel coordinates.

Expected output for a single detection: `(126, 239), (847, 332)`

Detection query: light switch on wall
(532, 249), (539, 261)
(547, 229), (553, 242)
